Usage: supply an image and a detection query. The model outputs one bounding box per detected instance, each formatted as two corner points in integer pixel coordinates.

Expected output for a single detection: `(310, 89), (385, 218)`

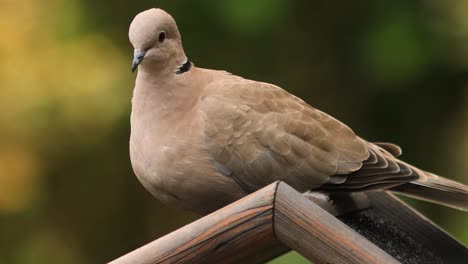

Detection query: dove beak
(132, 49), (148, 72)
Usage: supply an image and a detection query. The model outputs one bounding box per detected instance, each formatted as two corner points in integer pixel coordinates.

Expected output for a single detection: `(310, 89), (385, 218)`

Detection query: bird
(128, 8), (468, 215)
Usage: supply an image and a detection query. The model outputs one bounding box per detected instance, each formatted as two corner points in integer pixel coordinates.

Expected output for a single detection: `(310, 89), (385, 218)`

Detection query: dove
(128, 8), (468, 215)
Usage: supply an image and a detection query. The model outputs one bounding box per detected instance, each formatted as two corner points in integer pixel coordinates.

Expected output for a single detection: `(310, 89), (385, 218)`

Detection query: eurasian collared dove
(128, 8), (468, 215)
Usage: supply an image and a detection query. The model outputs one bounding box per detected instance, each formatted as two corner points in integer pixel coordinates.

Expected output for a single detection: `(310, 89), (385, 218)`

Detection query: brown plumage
(128, 8), (468, 214)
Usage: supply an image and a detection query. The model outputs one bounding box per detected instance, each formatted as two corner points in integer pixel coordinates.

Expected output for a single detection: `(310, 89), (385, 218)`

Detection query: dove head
(129, 9), (186, 73)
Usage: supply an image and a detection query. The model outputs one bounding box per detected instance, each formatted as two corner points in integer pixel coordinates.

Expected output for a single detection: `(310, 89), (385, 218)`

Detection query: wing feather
(201, 78), (414, 193)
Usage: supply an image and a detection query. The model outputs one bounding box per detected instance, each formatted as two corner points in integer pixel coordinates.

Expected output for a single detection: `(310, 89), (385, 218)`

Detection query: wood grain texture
(274, 182), (399, 264)
(108, 181), (373, 264)
(109, 181), (467, 264)
(109, 182), (284, 264)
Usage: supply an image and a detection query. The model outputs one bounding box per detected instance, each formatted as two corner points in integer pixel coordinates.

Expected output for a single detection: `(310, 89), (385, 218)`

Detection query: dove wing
(201, 79), (415, 192)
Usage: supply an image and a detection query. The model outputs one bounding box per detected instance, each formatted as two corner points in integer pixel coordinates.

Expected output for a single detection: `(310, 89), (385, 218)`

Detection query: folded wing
(201, 79), (417, 193)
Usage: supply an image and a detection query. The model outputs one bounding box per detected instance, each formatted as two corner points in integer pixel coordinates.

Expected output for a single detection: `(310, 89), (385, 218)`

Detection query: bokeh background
(1, 0), (468, 263)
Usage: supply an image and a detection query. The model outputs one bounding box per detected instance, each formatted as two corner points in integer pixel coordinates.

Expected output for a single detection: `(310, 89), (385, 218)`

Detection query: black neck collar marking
(176, 60), (192, 75)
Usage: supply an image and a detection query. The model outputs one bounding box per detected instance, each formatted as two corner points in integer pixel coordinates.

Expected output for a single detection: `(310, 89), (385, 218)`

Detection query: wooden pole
(274, 183), (398, 264)
(109, 183), (285, 264)
(110, 182), (394, 264)
(109, 182), (468, 264)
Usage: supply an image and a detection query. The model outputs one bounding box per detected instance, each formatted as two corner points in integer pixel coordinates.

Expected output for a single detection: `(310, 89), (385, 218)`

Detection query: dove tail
(391, 169), (468, 211)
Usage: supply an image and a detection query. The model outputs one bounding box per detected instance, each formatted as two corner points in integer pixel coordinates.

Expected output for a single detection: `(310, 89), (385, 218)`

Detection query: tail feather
(391, 169), (468, 211)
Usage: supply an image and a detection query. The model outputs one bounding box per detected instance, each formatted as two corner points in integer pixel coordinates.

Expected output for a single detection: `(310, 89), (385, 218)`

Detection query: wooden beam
(109, 183), (285, 264)
(274, 183), (398, 264)
(109, 182), (391, 264)
(109, 182), (467, 264)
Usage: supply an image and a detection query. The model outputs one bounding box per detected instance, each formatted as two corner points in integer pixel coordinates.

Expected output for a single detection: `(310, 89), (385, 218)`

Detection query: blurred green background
(1, 0), (467, 263)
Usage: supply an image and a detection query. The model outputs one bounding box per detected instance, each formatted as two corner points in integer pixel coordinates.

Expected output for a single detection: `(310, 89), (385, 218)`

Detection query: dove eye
(158, 31), (166, 42)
